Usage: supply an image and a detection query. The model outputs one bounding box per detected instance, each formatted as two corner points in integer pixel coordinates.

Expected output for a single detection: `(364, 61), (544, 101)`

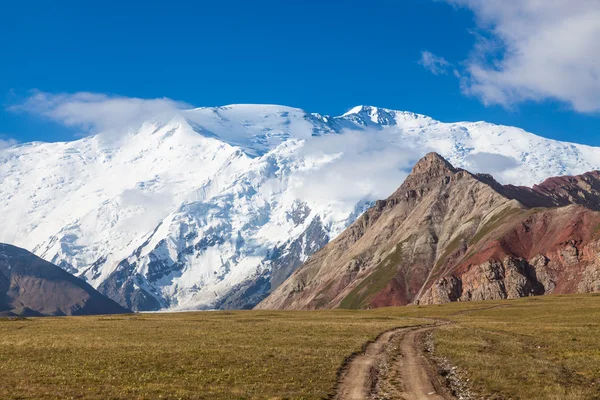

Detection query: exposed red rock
(257, 153), (600, 310)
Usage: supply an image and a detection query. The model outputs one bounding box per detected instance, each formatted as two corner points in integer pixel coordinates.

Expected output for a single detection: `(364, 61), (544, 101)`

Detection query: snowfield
(1, 104), (599, 310)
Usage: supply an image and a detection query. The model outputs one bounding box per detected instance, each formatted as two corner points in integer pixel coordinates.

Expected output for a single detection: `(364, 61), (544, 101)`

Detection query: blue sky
(1, 0), (598, 145)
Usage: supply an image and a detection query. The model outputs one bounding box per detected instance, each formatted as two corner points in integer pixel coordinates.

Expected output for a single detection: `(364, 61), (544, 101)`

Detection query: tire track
(333, 322), (451, 400)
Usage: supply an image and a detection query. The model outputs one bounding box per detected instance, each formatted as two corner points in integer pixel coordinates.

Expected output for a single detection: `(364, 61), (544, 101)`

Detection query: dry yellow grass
(1, 295), (599, 399)
(0, 310), (421, 399)
(430, 295), (600, 400)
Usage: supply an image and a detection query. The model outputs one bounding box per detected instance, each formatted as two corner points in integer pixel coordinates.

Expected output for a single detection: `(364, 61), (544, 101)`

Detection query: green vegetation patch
(339, 242), (405, 310)
(435, 233), (467, 269)
(592, 222), (600, 239)
(468, 206), (525, 247)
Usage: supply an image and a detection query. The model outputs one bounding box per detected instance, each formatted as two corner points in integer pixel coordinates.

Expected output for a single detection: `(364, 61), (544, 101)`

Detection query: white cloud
(10, 91), (190, 134)
(464, 152), (520, 175)
(446, 0), (600, 112)
(117, 187), (175, 232)
(419, 51), (452, 75)
(290, 128), (422, 207)
(0, 136), (17, 150)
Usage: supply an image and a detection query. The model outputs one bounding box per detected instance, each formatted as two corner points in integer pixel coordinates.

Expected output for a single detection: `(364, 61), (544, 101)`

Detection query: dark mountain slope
(0, 243), (130, 316)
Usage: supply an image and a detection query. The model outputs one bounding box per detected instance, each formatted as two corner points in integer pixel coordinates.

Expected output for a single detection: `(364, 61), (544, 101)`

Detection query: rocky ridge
(258, 153), (600, 309)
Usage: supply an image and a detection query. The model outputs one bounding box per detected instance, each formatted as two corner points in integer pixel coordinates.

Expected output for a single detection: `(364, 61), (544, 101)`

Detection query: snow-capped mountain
(1, 104), (599, 311)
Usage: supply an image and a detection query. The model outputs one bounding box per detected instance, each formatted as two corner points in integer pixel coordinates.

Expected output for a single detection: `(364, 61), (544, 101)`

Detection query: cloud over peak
(0, 135), (17, 150)
(10, 91), (190, 134)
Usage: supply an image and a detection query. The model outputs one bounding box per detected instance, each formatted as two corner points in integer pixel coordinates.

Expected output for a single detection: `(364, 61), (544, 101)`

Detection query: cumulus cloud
(419, 51), (452, 75)
(445, 0), (600, 112)
(290, 128), (422, 207)
(9, 91), (190, 134)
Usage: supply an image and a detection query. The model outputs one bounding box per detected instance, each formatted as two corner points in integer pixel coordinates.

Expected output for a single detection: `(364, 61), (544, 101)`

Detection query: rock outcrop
(257, 153), (600, 309)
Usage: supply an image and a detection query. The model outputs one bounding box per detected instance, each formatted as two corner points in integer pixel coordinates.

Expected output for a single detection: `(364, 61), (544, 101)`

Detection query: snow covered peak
(87, 103), (436, 159)
(340, 105), (430, 127)
(2, 103), (600, 311)
(342, 105), (369, 116)
(181, 105), (333, 157)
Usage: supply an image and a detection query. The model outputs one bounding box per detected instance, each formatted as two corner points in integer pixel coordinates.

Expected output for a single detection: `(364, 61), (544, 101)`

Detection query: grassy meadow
(0, 310), (423, 399)
(0, 295), (599, 399)
(430, 295), (600, 400)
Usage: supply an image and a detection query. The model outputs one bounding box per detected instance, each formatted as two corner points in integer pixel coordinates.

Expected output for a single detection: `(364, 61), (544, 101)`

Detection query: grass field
(0, 310), (424, 399)
(1, 295), (599, 399)
(430, 295), (600, 400)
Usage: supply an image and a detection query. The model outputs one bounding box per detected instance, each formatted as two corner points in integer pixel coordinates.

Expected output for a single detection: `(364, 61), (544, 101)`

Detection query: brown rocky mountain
(257, 153), (600, 310)
(0, 243), (130, 316)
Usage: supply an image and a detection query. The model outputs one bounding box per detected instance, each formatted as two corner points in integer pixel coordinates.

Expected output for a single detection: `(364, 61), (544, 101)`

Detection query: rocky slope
(257, 153), (600, 309)
(0, 243), (130, 316)
(3, 104), (600, 311)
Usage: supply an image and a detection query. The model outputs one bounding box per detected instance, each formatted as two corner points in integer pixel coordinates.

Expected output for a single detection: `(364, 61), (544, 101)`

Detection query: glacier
(1, 104), (599, 311)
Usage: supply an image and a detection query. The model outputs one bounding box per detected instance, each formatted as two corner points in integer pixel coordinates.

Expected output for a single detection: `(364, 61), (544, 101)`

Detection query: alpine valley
(2, 104), (600, 311)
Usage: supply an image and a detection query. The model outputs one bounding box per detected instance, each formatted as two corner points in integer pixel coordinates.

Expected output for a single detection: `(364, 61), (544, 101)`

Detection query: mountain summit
(400, 152), (458, 188)
(258, 153), (600, 310)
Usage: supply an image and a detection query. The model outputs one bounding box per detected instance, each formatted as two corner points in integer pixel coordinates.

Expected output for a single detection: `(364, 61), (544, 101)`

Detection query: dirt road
(395, 326), (447, 400)
(334, 327), (409, 399)
(334, 323), (452, 400)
